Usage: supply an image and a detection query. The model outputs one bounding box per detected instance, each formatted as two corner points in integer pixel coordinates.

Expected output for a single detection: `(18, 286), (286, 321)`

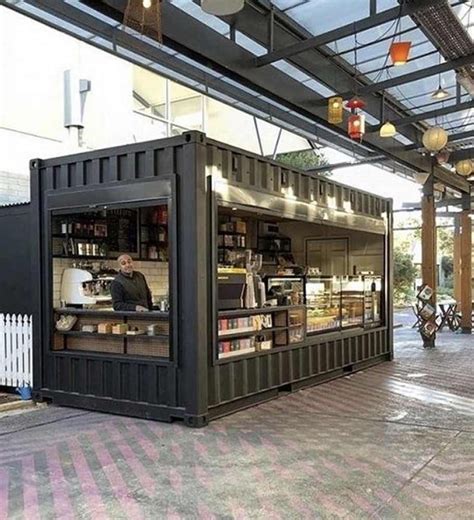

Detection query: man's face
(118, 255), (134, 274)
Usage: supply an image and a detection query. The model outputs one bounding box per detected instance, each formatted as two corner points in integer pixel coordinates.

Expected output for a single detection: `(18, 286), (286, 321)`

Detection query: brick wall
(52, 258), (169, 308)
(0, 171), (30, 205)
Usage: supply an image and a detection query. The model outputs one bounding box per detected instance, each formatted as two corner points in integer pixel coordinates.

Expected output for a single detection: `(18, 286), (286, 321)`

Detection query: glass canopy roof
(4, 0), (473, 181)
(169, 0), (472, 149)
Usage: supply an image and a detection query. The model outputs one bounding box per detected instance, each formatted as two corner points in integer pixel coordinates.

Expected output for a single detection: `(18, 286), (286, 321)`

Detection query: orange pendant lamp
(389, 41), (411, 66)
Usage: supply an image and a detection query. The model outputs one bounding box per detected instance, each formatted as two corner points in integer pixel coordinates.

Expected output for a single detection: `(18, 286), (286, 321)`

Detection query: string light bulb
(142, 0), (152, 7)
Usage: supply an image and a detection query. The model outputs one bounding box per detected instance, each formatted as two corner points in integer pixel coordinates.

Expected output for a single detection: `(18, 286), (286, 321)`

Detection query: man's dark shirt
(111, 271), (152, 311)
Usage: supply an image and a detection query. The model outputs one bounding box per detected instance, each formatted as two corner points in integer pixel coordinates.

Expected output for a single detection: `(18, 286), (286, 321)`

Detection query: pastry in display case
(305, 276), (341, 333)
(339, 276), (364, 327)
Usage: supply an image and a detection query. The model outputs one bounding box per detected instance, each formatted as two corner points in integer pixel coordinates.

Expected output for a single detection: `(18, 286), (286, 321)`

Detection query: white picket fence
(0, 314), (33, 388)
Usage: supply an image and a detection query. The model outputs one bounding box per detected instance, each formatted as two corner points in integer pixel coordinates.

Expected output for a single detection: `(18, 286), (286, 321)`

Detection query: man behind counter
(111, 254), (152, 312)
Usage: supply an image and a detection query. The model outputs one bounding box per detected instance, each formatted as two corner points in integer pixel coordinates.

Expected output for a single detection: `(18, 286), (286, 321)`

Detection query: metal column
(421, 174), (437, 348)
(460, 193), (472, 334)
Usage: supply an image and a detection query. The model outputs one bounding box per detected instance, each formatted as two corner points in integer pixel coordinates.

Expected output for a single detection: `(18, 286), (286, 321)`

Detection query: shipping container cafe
(31, 132), (393, 426)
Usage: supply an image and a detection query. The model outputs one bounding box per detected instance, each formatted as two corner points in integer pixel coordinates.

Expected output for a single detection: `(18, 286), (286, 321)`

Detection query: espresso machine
(60, 267), (113, 306)
(61, 268), (96, 305)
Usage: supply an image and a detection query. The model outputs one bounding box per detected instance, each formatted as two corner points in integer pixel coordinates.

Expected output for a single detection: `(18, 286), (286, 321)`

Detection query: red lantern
(389, 41), (411, 66)
(348, 114), (365, 141)
(345, 97), (365, 110)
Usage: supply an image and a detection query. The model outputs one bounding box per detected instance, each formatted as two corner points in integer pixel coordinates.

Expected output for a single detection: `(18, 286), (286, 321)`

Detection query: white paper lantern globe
(201, 0), (245, 15)
(455, 159), (472, 177)
(422, 126), (448, 152)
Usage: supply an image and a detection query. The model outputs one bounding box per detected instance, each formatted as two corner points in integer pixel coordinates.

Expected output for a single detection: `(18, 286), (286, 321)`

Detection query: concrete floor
(0, 312), (473, 519)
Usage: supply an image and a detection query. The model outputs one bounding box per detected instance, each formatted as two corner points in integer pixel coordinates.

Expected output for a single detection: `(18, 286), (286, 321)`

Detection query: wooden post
(453, 215), (461, 306)
(421, 174), (437, 347)
(460, 193), (472, 333)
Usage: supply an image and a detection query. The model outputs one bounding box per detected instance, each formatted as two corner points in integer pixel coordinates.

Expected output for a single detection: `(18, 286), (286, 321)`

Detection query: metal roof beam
(306, 155), (388, 173)
(333, 54), (474, 99)
(255, 0), (442, 67)
(451, 147), (474, 160)
(227, 1), (424, 146)
(369, 100), (474, 131)
(7, 0), (360, 154)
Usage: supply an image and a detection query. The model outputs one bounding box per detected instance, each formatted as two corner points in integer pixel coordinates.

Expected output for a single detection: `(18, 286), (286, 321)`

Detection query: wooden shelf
(218, 305), (302, 318)
(55, 308), (169, 319)
(218, 231), (246, 236)
(217, 326), (287, 341)
(52, 234), (106, 240)
(57, 331), (168, 340)
(52, 255), (163, 262)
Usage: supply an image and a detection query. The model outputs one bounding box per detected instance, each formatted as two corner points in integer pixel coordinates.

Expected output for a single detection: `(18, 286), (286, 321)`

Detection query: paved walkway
(0, 315), (473, 519)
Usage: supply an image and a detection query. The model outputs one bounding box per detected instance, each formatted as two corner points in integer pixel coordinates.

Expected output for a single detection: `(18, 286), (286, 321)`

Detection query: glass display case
(305, 276), (341, 333)
(363, 276), (383, 327)
(339, 276), (364, 328)
(265, 276), (305, 306)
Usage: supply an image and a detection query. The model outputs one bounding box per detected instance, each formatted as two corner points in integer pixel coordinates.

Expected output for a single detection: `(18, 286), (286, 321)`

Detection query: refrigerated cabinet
(305, 276), (341, 333)
(305, 275), (382, 334)
(339, 276), (365, 327)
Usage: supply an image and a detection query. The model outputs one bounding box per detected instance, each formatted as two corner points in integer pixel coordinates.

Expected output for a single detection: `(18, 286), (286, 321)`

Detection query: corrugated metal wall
(208, 329), (389, 408)
(44, 353), (177, 406)
(206, 140), (389, 219)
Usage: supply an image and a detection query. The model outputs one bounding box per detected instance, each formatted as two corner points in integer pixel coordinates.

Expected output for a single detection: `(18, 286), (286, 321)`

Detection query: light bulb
(332, 102), (340, 109)
(353, 120), (360, 127)
(143, 0), (152, 8)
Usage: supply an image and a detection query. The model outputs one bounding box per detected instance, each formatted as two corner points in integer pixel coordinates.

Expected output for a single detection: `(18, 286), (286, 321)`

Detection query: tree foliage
(393, 245), (418, 306)
(275, 149), (330, 176)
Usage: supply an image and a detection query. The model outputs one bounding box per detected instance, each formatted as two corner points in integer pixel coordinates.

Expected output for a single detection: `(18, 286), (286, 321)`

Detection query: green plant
(275, 149), (330, 175)
(393, 245), (418, 306)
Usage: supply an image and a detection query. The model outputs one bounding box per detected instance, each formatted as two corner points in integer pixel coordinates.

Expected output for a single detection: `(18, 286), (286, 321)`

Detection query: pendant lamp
(124, 0), (162, 42)
(348, 114), (365, 141)
(380, 121), (396, 138)
(328, 96), (343, 124)
(435, 150), (450, 165)
(201, 0), (245, 15)
(422, 126), (448, 152)
(455, 159), (472, 177)
(431, 86), (450, 100)
(389, 41), (411, 66)
(345, 97), (365, 110)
